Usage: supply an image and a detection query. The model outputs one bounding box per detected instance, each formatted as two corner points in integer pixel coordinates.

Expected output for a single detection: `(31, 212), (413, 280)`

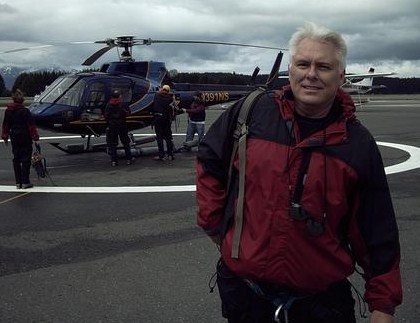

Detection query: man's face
(288, 38), (345, 117)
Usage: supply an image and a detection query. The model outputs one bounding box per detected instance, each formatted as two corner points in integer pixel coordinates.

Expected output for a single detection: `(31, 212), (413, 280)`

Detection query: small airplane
(2, 36), (284, 153)
(278, 67), (395, 95)
(341, 67), (395, 95)
(278, 67), (395, 107)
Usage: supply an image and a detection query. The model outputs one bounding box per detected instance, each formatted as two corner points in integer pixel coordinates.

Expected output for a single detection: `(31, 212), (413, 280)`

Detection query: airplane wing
(277, 71), (396, 79)
(345, 72), (396, 79)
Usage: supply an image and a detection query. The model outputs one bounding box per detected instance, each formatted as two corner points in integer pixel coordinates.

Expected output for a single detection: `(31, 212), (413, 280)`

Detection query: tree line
(1, 70), (419, 97)
(0, 71), (66, 97)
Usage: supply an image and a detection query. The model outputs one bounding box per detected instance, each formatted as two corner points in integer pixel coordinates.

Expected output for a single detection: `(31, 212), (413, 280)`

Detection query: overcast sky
(0, 0), (419, 77)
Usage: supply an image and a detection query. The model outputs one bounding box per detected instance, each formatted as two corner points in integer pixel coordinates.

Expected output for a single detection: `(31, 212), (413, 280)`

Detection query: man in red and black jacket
(196, 22), (402, 323)
(2, 89), (40, 189)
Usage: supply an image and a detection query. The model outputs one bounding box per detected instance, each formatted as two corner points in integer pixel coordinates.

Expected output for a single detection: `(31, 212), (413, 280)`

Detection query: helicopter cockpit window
(79, 82), (106, 121)
(56, 80), (85, 107)
(85, 82), (106, 110)
(39, 76), (84, 107)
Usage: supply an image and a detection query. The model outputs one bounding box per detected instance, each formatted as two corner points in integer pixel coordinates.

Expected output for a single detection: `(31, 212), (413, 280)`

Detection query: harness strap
(230, 87), (265, 258)
(244, 279), (303, 323)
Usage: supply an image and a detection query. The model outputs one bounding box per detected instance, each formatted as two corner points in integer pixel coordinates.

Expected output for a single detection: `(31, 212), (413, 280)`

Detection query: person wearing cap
(181, 90), (206, 150)
(104, 89), (133, 166)
(151, 85), (175, 161)
(1, 89), (40, 189)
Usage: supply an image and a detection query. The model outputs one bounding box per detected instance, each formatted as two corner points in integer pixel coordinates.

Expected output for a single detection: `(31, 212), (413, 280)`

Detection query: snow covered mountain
(0, 65), (77, 90)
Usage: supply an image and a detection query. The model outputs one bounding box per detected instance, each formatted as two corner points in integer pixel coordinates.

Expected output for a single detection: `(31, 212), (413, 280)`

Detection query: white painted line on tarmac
(0, 141), (419, 193)
(0, 185), (196, 193)
(35, 133), (185, 141)
(377, 141), (420, 175)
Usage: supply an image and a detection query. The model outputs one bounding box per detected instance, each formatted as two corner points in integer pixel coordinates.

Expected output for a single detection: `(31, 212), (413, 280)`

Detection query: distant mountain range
(0, 66), (26, 89)
(0, 65), (76, 90)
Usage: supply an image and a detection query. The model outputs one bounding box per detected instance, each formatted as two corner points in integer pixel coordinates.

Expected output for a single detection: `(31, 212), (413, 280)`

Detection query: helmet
(111, 89), (121, 98)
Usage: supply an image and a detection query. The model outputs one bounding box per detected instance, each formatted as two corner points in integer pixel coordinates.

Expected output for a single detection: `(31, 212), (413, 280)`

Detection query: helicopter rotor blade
(82, 44), (116, 66)
(0, 44), (55, 54)
(137, 38), (287, 51)
(0, 41), (97, 56)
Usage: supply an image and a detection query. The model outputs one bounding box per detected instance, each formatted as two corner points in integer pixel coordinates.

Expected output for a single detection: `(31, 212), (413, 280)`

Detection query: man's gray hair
(289, 22), (347, 70)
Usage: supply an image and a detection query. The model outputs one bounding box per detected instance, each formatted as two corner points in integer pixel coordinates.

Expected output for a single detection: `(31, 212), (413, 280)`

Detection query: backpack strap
(227, 86), (266, 258)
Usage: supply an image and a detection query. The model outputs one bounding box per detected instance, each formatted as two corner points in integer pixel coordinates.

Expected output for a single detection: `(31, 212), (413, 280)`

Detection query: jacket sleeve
(196, 102), (241, 236)
(186, 102), (205, 114)
(347, 136), (402, 314)
(124, 106), (131, 117)
(26, 109), (40, 141)
(104, 104), (111, 120)
(1, 110), (11, 140)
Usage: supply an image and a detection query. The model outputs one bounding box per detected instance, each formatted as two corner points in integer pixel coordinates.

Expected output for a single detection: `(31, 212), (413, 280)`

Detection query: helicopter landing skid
(48, 135), (157, 154)
(49, 142), (108, 154)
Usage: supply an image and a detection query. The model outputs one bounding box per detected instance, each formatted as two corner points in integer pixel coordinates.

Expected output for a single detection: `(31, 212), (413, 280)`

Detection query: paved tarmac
(0, 95), (420, 322)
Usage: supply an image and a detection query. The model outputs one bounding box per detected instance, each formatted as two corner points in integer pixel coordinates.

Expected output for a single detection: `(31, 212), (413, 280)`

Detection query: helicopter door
(82, 82), (106, 121)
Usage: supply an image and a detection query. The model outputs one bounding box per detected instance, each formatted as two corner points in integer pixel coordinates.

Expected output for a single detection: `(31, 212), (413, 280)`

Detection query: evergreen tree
(0, 73), (5, 96)
(13, 71), (66, 96)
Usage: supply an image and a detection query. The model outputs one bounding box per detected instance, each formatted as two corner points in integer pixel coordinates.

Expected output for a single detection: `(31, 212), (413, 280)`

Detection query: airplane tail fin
(354, 67), (375, 87)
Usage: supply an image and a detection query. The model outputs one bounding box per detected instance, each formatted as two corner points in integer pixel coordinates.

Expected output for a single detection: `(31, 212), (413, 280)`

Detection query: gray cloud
(0, 0), (419, 77)
(0, 3), (17, 14)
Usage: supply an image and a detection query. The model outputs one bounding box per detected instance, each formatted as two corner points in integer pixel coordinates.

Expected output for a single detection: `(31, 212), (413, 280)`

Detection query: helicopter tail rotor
(265, 51), (284, 88)
(251, 66), (260, 85)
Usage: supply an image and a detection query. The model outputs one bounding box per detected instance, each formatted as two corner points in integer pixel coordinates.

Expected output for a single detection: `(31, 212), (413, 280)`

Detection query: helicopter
(17, 36), (285, 153)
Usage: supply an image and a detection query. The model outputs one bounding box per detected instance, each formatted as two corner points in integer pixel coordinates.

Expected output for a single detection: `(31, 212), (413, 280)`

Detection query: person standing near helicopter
(2, 89), (40, 189)
(151, 85), (175, 161)
(181, 90), (206, 150)
(104, 89), (133, 166)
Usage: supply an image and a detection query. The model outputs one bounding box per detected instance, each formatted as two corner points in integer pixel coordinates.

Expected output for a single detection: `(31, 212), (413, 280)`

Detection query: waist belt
(244, 279), (309, 323)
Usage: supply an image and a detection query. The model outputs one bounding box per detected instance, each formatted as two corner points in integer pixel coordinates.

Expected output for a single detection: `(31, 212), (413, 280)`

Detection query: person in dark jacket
(104, 89), (133, 166)
(182, 91), (206, 148)
(151, 85), (175, 160)
(2, 89), (40, 189)
(196, 22), (402, 323)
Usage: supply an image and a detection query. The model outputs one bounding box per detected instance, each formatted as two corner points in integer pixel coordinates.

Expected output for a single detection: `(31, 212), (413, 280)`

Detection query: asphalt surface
(1, 95), (420, 322)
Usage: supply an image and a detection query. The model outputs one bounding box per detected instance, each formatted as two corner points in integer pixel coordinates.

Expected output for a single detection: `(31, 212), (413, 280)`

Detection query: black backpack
(9, 107), (31, 145)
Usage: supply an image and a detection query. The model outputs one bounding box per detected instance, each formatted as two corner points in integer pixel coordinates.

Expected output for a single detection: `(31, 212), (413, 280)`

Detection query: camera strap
(291, 149), (312, 207)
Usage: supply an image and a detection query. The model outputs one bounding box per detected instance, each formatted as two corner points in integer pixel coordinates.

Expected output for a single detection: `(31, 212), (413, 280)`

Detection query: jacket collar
(6, 102), (25, 111)
(275, 85), (357, 148)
